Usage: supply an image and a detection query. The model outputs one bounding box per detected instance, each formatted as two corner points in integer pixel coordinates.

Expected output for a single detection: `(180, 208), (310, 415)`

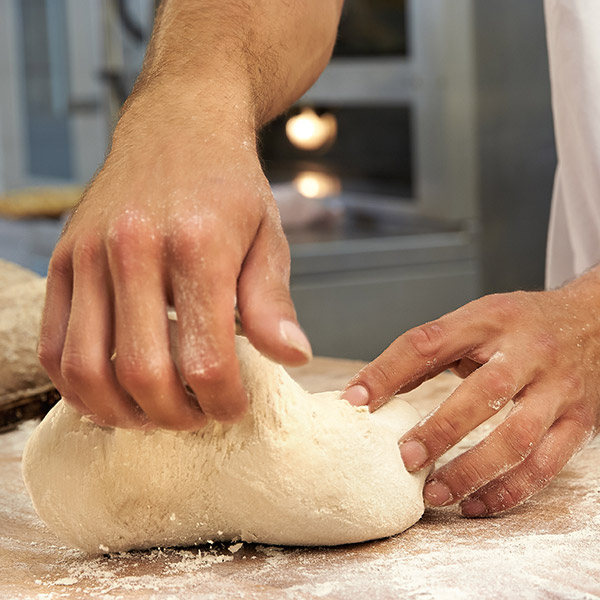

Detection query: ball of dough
(22, 336), (427, 554)
(0, 269), (50, 399)
(0, 258), (40, 290)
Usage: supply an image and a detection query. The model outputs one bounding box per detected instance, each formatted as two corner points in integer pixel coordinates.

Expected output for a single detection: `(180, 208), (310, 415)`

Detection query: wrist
(554, 265), (600, 324)
(108, 79), (258, 163)
(560, 264), (600, 295)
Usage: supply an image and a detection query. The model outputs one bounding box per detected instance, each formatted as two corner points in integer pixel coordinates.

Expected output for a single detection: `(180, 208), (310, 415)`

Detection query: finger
(169, 233), (248, 424)
(107, 217), (206, 431)
(460, 414), (591, 517)
(37, 244), (87, 413)
(61, 240), (146, 428)
(394, 357), (481, 395)
(237, 208), (312, 366)
(341, 308), (491, 408)
(393, 360), (463, 395)
(398, 352), (532, 472)
(423, 385), (561, 507)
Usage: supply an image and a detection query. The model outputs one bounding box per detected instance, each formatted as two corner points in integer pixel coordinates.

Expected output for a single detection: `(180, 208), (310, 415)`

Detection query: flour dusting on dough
(23, 336), (427, 553)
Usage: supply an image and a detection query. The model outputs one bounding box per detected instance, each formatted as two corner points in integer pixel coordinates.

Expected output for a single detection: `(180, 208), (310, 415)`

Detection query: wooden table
(1, 358), (599, 599)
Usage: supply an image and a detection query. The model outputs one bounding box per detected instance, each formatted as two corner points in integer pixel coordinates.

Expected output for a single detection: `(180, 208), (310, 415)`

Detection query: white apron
(545, 0), (600, 288)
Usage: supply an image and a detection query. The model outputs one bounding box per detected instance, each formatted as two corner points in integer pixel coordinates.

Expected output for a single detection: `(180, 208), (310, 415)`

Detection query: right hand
(38, 90), (312, 431)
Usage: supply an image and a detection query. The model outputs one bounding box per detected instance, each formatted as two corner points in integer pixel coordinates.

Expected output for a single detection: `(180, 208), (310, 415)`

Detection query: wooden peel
(0, 260), (57, 433)
(0, 384), (60, 434)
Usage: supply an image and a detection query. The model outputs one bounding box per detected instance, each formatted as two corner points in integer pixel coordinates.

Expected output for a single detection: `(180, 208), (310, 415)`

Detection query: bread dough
(22, 336), (427, 554)
(0, 260), (51, 399)
(0, 258), (40, 290)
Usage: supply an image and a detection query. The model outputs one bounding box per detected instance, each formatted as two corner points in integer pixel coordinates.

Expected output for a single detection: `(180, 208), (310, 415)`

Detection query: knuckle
(47, 244), (72, 278)
(37, 338), (61, 376)
(486, 479), (523, 513)
(273, 235), (291, 264)
(425, 413), (464, 454)
(450, 460), (492, 497)
(520, 454), (556, 491)
(182, 358), (228, 390)
(169, 219), (211, 261)
(180, 357), (247, 422)
(404, 322), (445, 361)
(107, 212), (154, 262)
(107, 215), (135, 248)
(263, 286), (295, 313)
(534, 333), (559, 359)
(115, 354), (167, 392)
(564, 403), (595, 432)
(498, 420), (541, 461)
(477, 368), (515, 406)
(266, 226), (292, 265)
(481, 292), (522, 322)
(238, 287), (296, 337)
(61, 350), (97, 387)
(358, 361), (398, 398)
(72, 238), (102, 271)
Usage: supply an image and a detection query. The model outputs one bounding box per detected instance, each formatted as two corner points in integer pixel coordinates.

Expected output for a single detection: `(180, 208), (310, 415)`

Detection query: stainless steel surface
(289, 198), (478, 360)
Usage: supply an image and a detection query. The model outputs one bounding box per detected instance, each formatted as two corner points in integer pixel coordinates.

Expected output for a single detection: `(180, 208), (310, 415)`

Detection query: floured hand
(342, 267), (600, 516)
(38, 90), (310, 431)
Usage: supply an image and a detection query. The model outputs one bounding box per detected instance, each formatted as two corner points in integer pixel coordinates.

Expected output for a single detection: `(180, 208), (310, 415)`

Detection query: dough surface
(22, 336), (427, 554)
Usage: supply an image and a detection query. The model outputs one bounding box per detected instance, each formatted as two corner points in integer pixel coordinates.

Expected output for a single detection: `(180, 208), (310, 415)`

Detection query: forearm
(127, 0), (343, 127)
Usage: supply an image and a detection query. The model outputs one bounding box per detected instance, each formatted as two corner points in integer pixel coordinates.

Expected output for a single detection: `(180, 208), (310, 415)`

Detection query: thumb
(237, 215), (312, 366)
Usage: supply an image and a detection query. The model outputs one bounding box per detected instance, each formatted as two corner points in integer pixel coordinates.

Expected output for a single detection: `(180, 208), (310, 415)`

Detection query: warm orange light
(293, 171), (342, 199)
(285, 108), (337, 151)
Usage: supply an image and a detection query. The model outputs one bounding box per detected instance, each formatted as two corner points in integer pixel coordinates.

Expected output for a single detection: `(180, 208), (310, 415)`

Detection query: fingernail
(279, 320), (312, 359)
(342, 384), (370, 406)
(461, 498), (488, 518)
(424, 480), (453, 507)
(400, 439), (429, 471)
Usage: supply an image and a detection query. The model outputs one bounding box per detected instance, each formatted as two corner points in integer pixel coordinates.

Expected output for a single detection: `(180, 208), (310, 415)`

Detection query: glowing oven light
(285, 108), (337, 151)
(294, 171), (342, 199)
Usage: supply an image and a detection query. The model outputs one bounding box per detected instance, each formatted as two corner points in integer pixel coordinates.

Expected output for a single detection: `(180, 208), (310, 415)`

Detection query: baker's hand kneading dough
(24, 337), (429, 553)
(35, 0), (600, 526)
(343, 267), (600, 518)
(343, 0), (600, 519)
(37, 0), (344, 430)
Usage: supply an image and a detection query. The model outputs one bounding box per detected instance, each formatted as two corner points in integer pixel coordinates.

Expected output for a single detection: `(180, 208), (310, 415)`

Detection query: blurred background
(0, 0), (556, 359)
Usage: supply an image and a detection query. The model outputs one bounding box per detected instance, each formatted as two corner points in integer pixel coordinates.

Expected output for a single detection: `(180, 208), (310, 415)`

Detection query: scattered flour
(3, 371), (600, 600)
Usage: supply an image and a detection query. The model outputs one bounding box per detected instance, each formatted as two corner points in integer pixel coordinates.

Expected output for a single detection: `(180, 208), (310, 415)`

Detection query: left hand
(342, 270), (600, 516)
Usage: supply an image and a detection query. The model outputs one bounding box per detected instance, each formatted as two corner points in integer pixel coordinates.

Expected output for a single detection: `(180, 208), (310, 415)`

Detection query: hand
(38, 91), (311, 431)
(342, 273), (600, 516)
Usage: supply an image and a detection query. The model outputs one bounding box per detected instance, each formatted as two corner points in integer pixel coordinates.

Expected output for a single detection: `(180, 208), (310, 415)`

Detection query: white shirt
(545, 0), (600, 288)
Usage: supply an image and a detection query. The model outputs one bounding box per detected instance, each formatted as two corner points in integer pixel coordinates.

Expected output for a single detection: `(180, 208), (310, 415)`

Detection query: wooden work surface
(1, 357), (599, 599)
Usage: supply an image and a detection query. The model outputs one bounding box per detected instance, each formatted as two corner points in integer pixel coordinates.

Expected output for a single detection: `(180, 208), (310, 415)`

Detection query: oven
(2, 0), (520, 359)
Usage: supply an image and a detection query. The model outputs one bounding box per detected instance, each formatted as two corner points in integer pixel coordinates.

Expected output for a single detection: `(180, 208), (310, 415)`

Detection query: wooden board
(1, 358), (599, 599)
